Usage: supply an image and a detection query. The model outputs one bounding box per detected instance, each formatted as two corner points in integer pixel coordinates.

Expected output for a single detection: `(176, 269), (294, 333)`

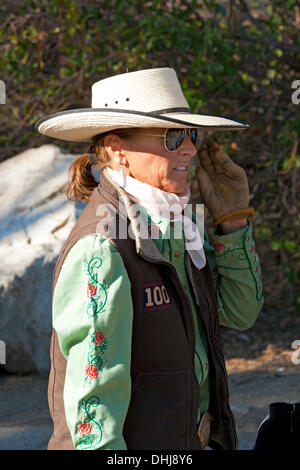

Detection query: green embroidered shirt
(52, 208), (264, 450)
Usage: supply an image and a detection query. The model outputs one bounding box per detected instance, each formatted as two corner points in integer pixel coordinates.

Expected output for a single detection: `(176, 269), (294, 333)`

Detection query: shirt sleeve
(52, 234), (133, 450)
(203, 220), (264, 330)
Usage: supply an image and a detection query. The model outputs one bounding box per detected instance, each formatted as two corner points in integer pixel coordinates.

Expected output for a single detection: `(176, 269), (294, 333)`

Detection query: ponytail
(65, 153), (98, 203)
(65, 128), (139, 202)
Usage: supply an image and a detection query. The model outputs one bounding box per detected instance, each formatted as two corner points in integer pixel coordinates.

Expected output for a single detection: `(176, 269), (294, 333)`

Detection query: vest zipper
(137, 252), (201, 444)
(185, 253), (238, 450)
(200, 284), (239, 450)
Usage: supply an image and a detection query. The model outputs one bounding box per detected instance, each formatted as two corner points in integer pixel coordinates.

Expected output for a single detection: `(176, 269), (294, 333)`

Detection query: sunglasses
(118, 128), (205, 152)
(163, 128), (205, 152)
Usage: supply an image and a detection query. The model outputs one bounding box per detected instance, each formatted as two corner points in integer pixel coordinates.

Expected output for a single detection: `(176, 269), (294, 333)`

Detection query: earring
(120, 158), (126, 187)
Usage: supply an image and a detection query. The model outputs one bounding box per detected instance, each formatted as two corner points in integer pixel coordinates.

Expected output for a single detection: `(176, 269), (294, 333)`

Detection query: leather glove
(195, 141), (250, 222)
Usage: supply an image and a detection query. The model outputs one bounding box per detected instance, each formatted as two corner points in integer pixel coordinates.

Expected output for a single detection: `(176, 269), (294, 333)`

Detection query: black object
(253, 402), (300, 450)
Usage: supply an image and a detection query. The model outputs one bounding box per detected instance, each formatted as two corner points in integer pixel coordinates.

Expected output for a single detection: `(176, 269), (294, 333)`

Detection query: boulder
(0, 145), (81, 374)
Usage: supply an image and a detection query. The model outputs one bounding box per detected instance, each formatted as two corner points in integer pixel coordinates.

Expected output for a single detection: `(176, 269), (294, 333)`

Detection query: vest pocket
(123, 369), (190, 450)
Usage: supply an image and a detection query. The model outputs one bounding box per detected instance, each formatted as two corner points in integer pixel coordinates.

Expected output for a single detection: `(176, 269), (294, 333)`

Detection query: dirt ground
(0, 307), (299, 450)
(222, 306), (300, 374)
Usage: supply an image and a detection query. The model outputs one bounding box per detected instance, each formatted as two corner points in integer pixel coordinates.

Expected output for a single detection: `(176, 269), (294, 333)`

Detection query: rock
(0, 145), (79, 374)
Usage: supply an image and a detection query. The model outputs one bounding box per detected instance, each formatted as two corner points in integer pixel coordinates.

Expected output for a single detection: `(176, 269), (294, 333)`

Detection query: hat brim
(35, 108), (249, 143)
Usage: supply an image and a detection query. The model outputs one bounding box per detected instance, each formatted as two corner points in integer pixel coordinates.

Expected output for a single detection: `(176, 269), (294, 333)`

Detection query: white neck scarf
(106, 167), (206, 270)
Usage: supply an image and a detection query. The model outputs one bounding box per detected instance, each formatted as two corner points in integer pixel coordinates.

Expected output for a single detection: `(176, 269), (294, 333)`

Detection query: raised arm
(195, 139), (264, 330)
(204, 221), (264, 330)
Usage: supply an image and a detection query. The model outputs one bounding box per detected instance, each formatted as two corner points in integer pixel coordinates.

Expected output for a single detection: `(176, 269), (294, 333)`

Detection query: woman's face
(105, 128), (197, 194)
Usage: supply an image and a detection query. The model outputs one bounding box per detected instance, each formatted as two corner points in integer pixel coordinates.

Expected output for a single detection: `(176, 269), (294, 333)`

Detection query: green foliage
(0, 0), (299, 313)
(288, 266), (300, 314)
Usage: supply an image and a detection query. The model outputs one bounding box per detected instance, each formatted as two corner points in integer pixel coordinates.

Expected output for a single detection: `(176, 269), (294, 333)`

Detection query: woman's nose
(178, 133), (197, 158)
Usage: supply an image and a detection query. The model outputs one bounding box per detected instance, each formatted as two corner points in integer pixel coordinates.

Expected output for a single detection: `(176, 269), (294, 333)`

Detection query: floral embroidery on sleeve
(211, 241), (225, 253)
(85, 329), (108, 384)
(83, 257), (108, 317)
(244, 232), (264, 301)
(212, 227), (264, 302)
(77, 396), (103, 450)
(212, 240), (247, 262)
(76, 256), (109, 446)
(87, 283), (97, 298)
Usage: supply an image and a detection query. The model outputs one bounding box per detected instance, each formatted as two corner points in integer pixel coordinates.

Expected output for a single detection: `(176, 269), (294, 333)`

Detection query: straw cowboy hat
(35, 67), (249, 143)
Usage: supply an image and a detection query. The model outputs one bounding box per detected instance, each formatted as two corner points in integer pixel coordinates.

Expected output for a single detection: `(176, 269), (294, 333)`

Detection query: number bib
(143, 280), (172, 313)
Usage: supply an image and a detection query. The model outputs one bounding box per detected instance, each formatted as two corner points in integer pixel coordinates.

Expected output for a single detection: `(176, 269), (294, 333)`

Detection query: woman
(35, 68), (264, 450)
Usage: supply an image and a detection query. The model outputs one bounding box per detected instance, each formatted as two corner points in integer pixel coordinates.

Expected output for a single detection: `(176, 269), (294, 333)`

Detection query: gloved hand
(195, 141), (250, 222)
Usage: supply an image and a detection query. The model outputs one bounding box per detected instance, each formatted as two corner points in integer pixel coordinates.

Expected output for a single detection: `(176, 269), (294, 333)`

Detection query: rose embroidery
(85, 363), (98, 380)
(92, 331), (104, 345)
(85, 331), (108, 383)
(77, 397), (103, 449)
(78, 423), (92, 437)
(87, 283), (97, 298)
(83, 257), (107, 317)
(211, 241), (224, 253)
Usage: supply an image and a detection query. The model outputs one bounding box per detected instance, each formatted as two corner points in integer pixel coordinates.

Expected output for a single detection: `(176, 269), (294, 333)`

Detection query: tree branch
(232, 0), (300, 53)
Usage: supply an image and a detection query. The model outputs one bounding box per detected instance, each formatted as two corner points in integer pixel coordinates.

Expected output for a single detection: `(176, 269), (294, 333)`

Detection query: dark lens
(165, 129), (185, 151)
(189, 129), (198, 145)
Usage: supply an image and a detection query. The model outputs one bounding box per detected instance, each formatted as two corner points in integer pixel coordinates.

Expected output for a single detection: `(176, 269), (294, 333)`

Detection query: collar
(106, 167), (190, 218)
(103, 167), (206, 270)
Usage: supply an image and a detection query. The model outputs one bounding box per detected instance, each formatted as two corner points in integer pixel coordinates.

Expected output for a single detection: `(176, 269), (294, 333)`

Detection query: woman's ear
(103, 134), (122, 156)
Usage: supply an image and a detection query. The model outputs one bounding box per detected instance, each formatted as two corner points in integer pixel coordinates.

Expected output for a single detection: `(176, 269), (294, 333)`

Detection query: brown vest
(48, 169), (238, 450)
